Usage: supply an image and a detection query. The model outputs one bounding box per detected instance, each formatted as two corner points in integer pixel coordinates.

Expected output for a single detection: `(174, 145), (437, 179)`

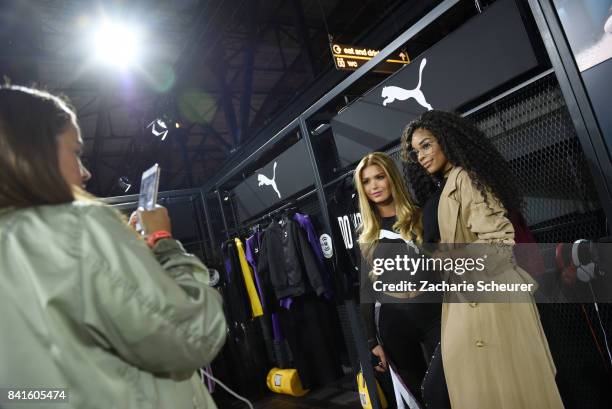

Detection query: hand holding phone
(133, 206), (172, 235)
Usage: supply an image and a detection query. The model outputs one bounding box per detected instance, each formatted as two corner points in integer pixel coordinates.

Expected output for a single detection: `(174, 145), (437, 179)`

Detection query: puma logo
(379, 229), (419, 251)
(381, 58), (433, 110)
(257, 162), (281, 199)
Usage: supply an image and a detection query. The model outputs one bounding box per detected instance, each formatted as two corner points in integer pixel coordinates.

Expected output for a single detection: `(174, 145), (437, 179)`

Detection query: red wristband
(147, 230), (172, 248)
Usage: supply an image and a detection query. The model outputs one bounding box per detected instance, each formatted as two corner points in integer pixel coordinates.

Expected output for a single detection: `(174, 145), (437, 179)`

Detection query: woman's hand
(129, 206), (172, 235)
(371, 344), (388, 372)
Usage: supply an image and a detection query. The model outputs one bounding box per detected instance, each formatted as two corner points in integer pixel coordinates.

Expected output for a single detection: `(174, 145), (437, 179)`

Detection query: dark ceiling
(0, 0), (440, 197)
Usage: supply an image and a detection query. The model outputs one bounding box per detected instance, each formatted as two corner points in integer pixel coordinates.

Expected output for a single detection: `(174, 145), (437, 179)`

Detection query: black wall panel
(331, 0), (540, 167)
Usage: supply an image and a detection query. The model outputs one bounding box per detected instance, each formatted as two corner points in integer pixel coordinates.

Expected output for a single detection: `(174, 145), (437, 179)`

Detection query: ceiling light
(92, 20), (142, 69)
(147, 118), (169, 141)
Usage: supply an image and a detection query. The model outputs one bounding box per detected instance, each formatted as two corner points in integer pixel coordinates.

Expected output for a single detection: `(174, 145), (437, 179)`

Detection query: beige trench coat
(438, 166), (564, 409)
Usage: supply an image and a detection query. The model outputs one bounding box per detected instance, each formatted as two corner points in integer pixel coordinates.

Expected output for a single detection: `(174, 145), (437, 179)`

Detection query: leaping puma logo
(257, 162), (281, 199)
(381, 58), (433, 111)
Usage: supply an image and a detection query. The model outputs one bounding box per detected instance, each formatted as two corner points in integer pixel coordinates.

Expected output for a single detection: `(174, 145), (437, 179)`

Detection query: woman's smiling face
(410, 128), (449, 174)
(361, 164), (392, 205)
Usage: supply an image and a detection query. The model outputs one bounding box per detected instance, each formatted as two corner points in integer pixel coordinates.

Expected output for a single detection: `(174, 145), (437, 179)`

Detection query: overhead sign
(330, 0), (541, 167)
(330, 43), (410, 73)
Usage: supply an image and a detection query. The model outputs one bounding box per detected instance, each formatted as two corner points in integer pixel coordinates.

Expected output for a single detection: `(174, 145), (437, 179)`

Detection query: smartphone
(138, 164), (161, 211)
(136, 164), (161, 233)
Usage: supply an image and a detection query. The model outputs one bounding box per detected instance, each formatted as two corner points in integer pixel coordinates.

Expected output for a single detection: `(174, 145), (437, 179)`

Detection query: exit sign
(330, 43), (410, 73)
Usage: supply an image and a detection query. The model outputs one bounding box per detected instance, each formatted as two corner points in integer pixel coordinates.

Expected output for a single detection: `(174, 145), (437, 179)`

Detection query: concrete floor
(215, 376), (362, 408)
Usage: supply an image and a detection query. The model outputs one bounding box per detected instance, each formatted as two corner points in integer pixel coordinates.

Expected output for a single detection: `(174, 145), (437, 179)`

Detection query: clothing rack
(220, 160), (355, 242)
(239, 188), (319, 230)
(322, 169), (356, 190)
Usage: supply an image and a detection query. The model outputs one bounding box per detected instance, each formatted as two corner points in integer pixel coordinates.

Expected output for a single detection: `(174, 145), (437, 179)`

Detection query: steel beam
(216, 190), (230, 239)
(177, 128), (195, 187)
(276, 25), (299, 44)
(302, 0), (459, 118)
(290, 0), (318, 77)
(201, 190), (218, 262)
(86, 146), (226, 160)
(79, 95), (157, 119)
(173, 0), (226, 81)
(239, 0), (259, 143)
(274, 26), (288, 70)
(203, 0), (460, 194)
(298, 116), (382, 409)
(100, 188), (202, 205)
(201, 125), (232, 151)
(89, 87), (113, 195)
(213, 57), (240, 147)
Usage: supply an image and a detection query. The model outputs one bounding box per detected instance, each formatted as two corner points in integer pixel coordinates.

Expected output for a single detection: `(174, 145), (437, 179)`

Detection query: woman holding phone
(0, 85), (227, 408)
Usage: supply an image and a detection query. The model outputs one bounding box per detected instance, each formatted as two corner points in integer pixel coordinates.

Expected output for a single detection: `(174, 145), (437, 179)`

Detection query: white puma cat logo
(257, 162), (281, 199)
(379, 229), (419, 252)
(381, 58), (433, 110)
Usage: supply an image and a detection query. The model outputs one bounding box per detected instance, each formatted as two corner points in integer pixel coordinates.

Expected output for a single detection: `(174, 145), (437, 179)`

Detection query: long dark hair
(0, 85), (77, 208)
(400, 110), (522, 213)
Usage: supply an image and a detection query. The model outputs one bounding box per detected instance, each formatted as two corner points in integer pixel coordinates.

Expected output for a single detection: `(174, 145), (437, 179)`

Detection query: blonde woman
(355, 152), (449, 408)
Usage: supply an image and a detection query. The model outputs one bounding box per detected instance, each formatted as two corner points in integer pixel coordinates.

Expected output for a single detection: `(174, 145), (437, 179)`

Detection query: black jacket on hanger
(327, 174), (362, 292)
(221, 240), (252, 324)
(257, 215), (326, 303)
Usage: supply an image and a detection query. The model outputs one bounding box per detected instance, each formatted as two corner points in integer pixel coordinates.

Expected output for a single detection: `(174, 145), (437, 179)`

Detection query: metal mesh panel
(469, 78), (611, 409)
(388, 75), (605, 241)
(468, 75), (605, 242)
(539, 303), (612, 409)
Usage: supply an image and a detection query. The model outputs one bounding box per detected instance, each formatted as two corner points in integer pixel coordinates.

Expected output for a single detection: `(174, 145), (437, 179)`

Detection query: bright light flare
(92, 21), (142, 69)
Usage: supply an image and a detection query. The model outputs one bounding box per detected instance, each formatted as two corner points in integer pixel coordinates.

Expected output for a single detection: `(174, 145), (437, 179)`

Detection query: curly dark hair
(400, 110), (522, 213)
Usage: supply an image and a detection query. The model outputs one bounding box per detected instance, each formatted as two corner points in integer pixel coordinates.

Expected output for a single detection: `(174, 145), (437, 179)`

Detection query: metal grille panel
(469, 75), (604, 241)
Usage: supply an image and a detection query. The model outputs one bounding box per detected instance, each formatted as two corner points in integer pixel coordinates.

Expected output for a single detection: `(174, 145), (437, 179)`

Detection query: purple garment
(200, 366), (215, 393)
(293, 213), (325, 263)
(221, 241), (231, 283)
(245, 232), (266, 309)
(293, 212), (333, 297)
(280, 298), (293, 310)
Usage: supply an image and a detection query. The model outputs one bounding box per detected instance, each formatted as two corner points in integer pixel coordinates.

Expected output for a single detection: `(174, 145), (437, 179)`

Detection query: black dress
(420, 180), (451, 409)
(423, 181), (443, 244)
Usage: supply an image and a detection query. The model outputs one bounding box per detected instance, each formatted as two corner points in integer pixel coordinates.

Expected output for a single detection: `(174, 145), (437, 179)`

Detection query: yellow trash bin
(357, 370), (388, 409)
(266, 367), (309, 397)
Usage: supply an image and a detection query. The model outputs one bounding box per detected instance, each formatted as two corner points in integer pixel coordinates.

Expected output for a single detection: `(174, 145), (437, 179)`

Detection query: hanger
(249, 224), (260, 236)
(281, 205), (298, 219)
